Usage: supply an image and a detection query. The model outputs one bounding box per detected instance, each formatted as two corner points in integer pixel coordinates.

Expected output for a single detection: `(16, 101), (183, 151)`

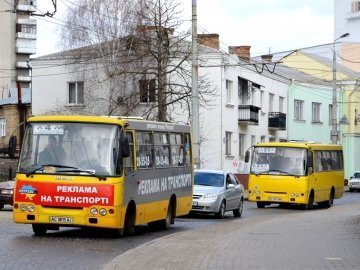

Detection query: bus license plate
(50, 217), (74, 224)
(268, 197), (282, 201)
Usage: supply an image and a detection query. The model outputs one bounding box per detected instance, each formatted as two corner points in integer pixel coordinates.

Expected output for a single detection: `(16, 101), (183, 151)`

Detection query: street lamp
(331, 33), (349, 144)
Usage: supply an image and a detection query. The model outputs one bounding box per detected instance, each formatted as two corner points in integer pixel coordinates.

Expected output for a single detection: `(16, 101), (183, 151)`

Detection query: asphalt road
(0, 191), (359, 270)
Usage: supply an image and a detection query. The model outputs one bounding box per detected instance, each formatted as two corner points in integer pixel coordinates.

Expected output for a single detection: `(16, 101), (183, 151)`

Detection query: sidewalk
(103, 201), (360, 270)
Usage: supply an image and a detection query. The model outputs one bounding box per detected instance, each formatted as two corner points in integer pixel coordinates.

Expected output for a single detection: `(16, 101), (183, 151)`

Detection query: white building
(335, 0), (360, 42)
(32, 34), (290, 176)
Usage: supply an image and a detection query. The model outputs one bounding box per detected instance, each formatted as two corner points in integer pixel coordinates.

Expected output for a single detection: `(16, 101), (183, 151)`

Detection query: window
(225, 132), (232, 155)
(0, 119), (5, 137)
(251, 135), (256, 146)
(139, 79), (156, 103)
(136, 132), (154, 169)
(294, 99), (304, 120)
(226, 80), (233, 104)
(154, 132), (170, 168)
(351, 1), (360, 13)
(16, 24), (36, 34)
(125, 132), (135, 174)
(239, 133), (245, 157)
(279, 96), (284, 113)
(269, 93), (274, 112)
(312, 102), (321, 123)
(261, 136), (265, 143)
(68, 82), (84, 105)
(315, 150), (343, 172)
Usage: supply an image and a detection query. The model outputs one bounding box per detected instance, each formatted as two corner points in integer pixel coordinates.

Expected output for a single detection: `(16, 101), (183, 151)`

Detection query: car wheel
(0, 203), (4, 210)
(349, 188), (354, 192)
(256, 202), (266, 208)
(233, 198), (243, 218)
(215, 200), (226, 219)
(32, 224), (47, 236)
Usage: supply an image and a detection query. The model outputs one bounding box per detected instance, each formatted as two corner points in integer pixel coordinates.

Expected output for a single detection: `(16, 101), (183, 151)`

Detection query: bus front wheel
(256, 202), (266, 208)
(304, 191), (314, 210)
(32, 224), (47, 236)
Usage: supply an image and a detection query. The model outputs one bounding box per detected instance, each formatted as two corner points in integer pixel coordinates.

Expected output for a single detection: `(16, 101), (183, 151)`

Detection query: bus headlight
(90, 208), (98, 215)
(27, 205), (35, 212)
(20, 204), (27, 212)
(290, 192), (301, 197)
(252, 190), (260, 196)
(99, 208), (107, 216)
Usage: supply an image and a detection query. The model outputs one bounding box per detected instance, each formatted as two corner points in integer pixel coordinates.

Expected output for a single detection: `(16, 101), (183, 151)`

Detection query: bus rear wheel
(319, 190), (334, 208)
(32, 224), (47, 236)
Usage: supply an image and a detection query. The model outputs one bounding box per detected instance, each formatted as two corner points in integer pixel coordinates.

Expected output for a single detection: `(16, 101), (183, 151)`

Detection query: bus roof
(27, 115), (191, 133)
(254, 141), (342, 150)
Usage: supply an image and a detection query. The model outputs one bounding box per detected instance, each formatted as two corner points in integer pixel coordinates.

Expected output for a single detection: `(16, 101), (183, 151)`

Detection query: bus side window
(136, 132), (154, 169)
(184, 134), (191, 166)
(125, 131), (135, 174)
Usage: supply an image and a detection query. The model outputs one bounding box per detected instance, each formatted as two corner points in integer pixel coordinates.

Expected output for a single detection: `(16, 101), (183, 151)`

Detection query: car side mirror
(227, 183), (235, 189)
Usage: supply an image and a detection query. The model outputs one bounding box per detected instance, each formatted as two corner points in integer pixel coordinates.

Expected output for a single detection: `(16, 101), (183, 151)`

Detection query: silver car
(191, 169), (244, 218)
(349, 171), (360, 192)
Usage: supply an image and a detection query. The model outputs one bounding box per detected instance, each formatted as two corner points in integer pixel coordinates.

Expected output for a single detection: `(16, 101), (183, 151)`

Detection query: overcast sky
(35, 0), (334, 57)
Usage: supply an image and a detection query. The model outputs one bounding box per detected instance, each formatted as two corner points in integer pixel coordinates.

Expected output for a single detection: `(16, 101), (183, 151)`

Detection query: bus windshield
(251, 146), (307, 176)
(18, 122), (122, 176)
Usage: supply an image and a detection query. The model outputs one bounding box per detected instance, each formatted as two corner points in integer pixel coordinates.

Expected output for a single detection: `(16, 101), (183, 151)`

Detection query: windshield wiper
(25, 165), (107, 181)
(256, 170), (298, 177)
(25, 164), (78, 176)
(57, 169), (107, 181)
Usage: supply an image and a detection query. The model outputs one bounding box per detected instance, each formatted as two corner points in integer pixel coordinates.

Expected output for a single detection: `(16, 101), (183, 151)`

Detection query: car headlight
(201, 193), (218, 201)
(0, 189), (13, 194)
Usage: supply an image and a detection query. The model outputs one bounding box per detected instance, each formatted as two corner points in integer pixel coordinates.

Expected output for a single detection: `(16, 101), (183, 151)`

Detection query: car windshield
(194, 172), (224, 187)
(18, 122), (122, 176)
(353, 172), (360, 178)
(251, 146), (307, 176)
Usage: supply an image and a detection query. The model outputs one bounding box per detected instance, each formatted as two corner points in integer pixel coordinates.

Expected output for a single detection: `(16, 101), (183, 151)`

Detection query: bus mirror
(121, 136), (130, 158)
(8, 135), (17, 159)
(245, 150), (250, 163)
(307, 155), (313, 168)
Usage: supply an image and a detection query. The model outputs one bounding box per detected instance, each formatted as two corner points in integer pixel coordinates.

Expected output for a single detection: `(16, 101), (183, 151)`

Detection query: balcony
(16, 0), (37, 13)
(238, 105), (260, 125)
(268, 112), (286, 130)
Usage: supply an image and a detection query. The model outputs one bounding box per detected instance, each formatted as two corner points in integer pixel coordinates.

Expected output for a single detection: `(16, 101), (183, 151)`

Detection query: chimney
(197, 34), (219, 50)
(229, 46), (251, 62)
(261, 54), (273, 62)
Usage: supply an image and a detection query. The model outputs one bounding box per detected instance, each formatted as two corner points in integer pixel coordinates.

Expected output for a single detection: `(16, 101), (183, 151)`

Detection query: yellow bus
(13, 115), (193, 236)
(245, 142), (344, 209)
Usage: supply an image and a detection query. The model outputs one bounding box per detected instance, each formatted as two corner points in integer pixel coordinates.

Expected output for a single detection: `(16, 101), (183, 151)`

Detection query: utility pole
(192, 0), (200, 168)
(331, 33), (349, 144)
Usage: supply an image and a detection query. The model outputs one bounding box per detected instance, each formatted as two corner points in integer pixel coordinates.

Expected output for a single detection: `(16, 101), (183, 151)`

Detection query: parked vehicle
(191, 169), (244, 218)
(0, 180), (14, 209)
(349, 171), (360, 192)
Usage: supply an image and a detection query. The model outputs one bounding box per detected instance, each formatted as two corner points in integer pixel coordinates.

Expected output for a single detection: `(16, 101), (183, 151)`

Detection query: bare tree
(59, 0), (216, 122)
